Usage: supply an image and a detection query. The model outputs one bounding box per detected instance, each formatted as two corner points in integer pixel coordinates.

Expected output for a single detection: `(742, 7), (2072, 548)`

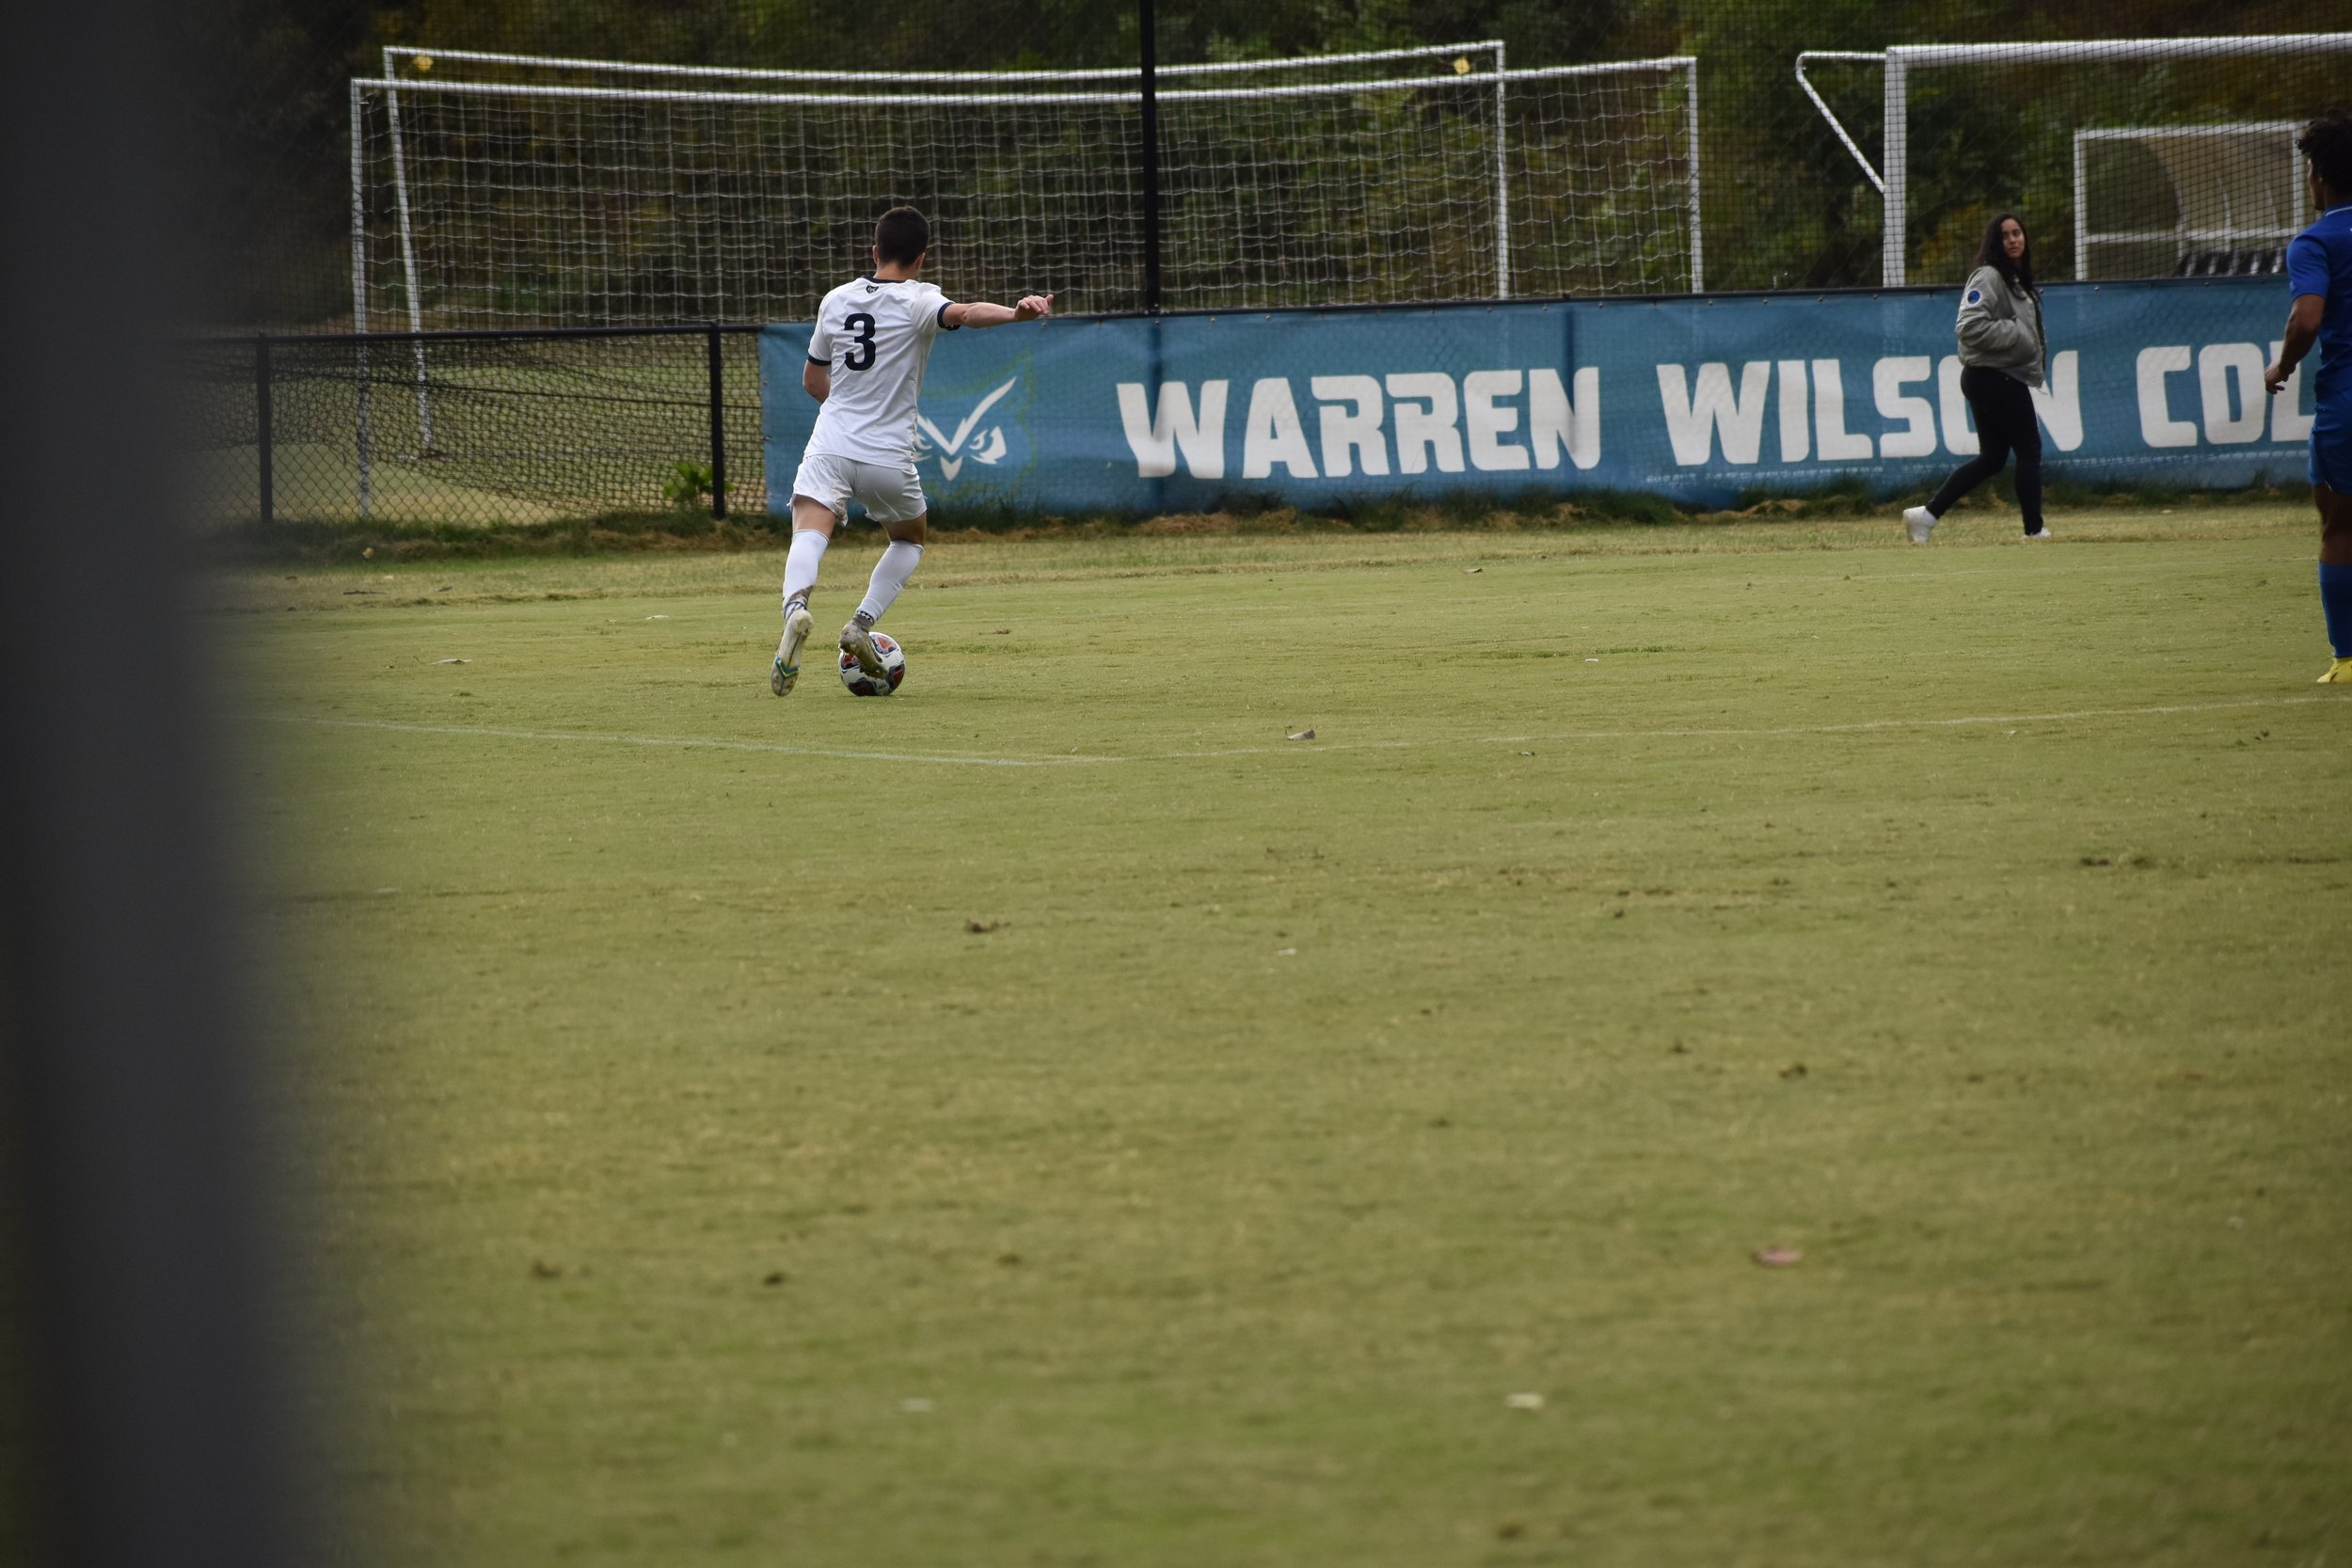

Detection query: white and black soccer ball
(838, 632), (907, 696)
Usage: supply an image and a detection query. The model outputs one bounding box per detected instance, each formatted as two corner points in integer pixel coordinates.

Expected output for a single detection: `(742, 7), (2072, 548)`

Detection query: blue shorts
(2313, 400), (2352, 494)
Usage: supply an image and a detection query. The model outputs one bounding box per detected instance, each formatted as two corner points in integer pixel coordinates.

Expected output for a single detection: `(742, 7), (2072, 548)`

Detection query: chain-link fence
(178, 325), (764, 525)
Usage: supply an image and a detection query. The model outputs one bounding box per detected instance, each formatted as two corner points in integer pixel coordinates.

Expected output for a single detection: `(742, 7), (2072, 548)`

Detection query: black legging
(1929, 366), (2043, 533)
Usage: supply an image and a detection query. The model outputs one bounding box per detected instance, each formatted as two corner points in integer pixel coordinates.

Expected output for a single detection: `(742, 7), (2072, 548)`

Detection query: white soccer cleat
(2022, 527), (2054, 541)
(840, 619), (887, 686)
(1903, 505), (1938, 546)
(771, 604), (813, 696)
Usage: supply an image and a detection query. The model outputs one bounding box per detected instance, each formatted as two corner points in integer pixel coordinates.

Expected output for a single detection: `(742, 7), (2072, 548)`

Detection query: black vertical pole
(706, 323), (727, 520)
(1139, 0), (1160, 313)
(254, 335), (273, 526)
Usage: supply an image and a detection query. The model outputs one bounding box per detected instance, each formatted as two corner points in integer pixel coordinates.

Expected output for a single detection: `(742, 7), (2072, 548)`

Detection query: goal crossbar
(384, 40), (1507, 87)
(352, 70), (1526, 108)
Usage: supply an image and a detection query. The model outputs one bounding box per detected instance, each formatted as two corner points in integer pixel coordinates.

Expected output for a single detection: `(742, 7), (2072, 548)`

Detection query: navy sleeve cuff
(806, 353), (826, 366)
(936, 301), (958, 331)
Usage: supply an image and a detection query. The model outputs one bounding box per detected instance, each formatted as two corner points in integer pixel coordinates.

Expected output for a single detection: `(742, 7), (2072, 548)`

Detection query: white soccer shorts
(790, 452), (928, 525)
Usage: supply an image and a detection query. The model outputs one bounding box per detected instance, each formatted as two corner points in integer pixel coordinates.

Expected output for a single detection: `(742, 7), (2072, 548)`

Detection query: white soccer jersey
(802, 275), (958, 467)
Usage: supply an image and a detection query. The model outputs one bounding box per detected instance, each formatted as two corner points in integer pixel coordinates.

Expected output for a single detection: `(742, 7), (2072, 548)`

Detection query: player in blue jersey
(2265, 111), (2352, 685)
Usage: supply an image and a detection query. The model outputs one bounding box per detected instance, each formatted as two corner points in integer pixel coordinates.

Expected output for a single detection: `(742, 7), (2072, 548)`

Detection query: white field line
(270, 694), (2337, 769)
(269, 715), (1119, 767)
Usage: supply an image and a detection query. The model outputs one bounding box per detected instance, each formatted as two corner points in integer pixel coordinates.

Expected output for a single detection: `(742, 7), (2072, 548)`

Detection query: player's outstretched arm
(944, 293), (1053, 330)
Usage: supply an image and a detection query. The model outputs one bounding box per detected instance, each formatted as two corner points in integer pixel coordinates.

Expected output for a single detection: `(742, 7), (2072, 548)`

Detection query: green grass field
(230, 504), (2351, 1567)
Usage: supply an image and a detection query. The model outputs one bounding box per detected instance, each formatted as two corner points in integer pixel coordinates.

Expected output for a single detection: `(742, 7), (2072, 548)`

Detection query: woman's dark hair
(1976, 212), (2036, 294)
(2298, 110), (2352, 196)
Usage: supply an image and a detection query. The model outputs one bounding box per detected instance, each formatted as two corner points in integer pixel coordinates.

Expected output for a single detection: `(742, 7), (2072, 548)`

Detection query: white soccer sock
(855, 541), (924, 626)
(781, 529), (829, 610)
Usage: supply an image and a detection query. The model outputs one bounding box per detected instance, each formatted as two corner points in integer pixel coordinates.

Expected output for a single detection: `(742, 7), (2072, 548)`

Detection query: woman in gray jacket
(1903, 213), (2052, 543)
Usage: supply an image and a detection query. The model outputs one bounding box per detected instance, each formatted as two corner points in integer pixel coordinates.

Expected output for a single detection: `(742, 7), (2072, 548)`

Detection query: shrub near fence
(179, 324), (765, 525)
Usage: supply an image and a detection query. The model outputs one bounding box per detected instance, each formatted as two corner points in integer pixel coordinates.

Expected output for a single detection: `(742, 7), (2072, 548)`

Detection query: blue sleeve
(2285, 232), (2329, 300)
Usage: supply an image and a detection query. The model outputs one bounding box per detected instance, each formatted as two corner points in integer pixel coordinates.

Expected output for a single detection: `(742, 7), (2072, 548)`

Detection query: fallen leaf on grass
(1503, 1391), (1545, 1410)
(762, 1272), (785, 1286)
(1752, 1247), (1804, 1268)
(1779, 1062), (1807, 1079)
(432, 657), (469, 665)
(1287, 729), (1316, 741)
(1275, 947), (1297, 957)
(529, 1259), (563, 1279)
(965, 920), (1001, 934)
(1464, 566), (1483, 574)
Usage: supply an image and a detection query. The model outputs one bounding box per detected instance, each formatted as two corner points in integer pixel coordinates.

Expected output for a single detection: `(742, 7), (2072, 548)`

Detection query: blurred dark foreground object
(0, 2), (317, 1564)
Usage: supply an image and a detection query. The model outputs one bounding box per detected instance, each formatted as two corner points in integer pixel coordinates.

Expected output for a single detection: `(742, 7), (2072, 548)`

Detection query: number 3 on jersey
(841, 312), (877, 371)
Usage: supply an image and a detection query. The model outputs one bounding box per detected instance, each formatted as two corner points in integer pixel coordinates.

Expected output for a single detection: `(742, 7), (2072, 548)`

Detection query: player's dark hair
(1976, 212), (2036, 295)
(875, 205), (930, 267)
(2297, 110), (2352, 197)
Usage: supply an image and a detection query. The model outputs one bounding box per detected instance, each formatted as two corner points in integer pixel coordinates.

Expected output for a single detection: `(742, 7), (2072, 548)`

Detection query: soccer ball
(839, 632), (907, 696)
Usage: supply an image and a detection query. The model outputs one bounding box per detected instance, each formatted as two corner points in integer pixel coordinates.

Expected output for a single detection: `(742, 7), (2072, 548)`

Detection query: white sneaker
(840, 619), (887, 685)
(771, 603), (812, 695)
(2022, 527), (2053, 541)
(1903, 505), (1938, 545)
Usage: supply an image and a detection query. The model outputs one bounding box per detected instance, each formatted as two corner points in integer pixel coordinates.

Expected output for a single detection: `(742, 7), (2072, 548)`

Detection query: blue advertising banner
(760, 277), (2320, 515)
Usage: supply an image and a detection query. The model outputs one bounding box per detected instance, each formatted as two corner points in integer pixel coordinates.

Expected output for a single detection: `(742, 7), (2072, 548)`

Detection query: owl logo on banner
(914, 368), (1033, 488)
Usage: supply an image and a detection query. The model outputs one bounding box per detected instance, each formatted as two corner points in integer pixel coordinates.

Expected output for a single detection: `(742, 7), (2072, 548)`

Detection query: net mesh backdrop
(349, 46), (1697, 325)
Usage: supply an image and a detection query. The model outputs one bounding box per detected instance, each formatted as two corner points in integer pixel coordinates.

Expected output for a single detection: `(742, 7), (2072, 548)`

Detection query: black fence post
(254, 334), (273, 525)
(706, 323), (727, 520)
(1139, 0), (1160, 313)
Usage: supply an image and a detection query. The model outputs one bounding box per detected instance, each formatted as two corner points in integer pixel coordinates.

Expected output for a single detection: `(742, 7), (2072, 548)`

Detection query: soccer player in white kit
(771, 205), (1054, 695)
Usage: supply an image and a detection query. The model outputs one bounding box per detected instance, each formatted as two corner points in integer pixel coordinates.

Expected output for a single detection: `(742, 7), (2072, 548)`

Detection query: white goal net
(1795, 33), (2352, 286)
(349, 46), (1699, 329)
